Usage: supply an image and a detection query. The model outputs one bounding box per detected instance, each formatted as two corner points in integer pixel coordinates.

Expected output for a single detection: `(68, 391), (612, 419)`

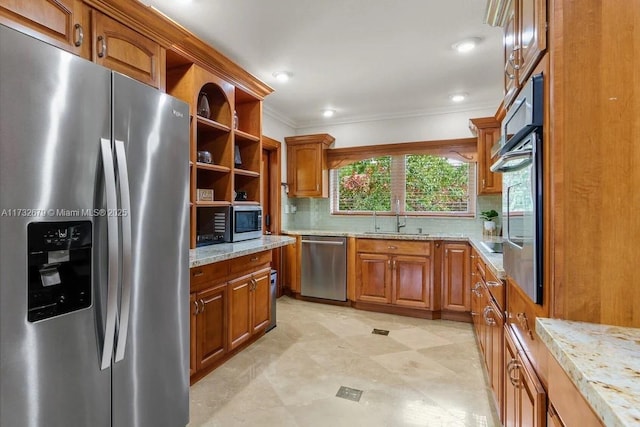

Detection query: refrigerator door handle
(100, 138), (119, 370)
(114, 140), (133, 363)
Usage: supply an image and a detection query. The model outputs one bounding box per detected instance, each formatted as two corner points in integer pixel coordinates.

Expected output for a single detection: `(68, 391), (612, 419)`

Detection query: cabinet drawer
(548, 353), (603, 426)
(506, 277), (543, 368)
(485, 267), (505, 311)
(357, 239), (430, 256)
(473, 251), (486, 280)
(229, 250), (272, 275)
(190, 261), (229, 290)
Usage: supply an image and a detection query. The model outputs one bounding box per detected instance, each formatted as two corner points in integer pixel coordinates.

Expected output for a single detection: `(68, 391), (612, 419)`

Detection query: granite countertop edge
(282, 229), (504, 278)
(536, 318), (640, 427)
(189, 235), (295, 268)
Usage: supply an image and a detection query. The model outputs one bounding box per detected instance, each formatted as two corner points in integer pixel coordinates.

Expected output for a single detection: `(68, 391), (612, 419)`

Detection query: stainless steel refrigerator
(0, 24), (190, 426)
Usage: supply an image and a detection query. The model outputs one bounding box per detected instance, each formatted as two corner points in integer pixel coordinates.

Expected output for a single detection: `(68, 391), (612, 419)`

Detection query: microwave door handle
(490, 149), (534, 173)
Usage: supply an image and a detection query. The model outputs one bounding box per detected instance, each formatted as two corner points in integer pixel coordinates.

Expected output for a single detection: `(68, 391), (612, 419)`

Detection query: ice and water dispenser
(27, 221), (92, 322)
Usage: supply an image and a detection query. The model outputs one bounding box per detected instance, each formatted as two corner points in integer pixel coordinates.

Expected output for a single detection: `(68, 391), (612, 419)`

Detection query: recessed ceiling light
(272, 71), (291, 83)
(452, 38), (481, 53)
(449, 93), (468, 103)
(322, 109), (335, 118)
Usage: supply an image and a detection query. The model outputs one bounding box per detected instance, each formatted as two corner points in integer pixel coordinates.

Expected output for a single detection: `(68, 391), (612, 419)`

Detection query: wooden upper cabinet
(91, 10), (163, 89)
(490, 0), (547, 107)
(517, 0), (546, 86)
(441, 242), (471, 311)
(502, 0), (519, 107)
(0, 0), (90, 57)
(469, 117), (502, 195)
(285, 133), (335, 198)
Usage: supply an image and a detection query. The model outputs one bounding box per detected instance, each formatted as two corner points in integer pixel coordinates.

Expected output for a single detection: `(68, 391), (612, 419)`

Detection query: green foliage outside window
(405, 155), (470, 212)
(334, 154), (472, 214)
(338, 156), (391, 211)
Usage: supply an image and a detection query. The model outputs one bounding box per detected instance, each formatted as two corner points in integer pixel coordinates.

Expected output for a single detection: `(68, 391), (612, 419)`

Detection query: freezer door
(111, 73), (190, 427)
(0, 25), (112, 426)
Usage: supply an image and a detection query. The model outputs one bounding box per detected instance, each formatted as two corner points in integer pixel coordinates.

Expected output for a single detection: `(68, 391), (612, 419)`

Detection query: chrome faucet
(395, 199), (406, 233)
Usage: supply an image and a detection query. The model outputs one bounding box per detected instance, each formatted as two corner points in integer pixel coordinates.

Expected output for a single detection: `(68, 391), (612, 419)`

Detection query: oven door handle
(490, 149), (533, 173)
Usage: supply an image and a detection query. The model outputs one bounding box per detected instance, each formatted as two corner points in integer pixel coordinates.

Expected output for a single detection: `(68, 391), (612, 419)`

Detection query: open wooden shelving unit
(166, 63), (263, 248)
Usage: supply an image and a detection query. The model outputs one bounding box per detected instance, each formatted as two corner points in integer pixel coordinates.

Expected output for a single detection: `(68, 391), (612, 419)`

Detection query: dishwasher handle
(301, 239), (345, 246)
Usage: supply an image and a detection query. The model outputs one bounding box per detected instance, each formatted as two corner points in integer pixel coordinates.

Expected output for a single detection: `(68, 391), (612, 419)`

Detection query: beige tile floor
(189, 296), (500, 427)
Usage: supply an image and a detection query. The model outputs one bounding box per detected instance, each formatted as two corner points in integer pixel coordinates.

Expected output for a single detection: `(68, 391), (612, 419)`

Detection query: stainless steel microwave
(196, 206), (262, 246)
(497, 72), (544, 157)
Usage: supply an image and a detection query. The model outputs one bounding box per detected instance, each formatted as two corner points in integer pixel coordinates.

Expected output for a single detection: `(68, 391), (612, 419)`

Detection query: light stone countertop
(282, 229), (504, 278)
(536, 318), (640, 427)
(189, 235), (295, 268)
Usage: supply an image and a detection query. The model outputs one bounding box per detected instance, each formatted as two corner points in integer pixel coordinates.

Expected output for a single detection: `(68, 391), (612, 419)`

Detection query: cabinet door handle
(193, 271), (204, 277)
(483, 306), (496, 326)
(97, 35), (106, 58)
(193, 300), (199, 315)
(504, 63), (515, 81)
(507, 359), (522, 388)
(387, 259), (391, 267)
(392, 260), (396, 270)
(486, 281), (502, 288)
(199, 299), (205, 313)
(74, 23), (84, 47)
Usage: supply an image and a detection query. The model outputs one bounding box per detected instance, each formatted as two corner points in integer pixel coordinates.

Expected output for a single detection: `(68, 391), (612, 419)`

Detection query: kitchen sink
(479, 241), (503, 253)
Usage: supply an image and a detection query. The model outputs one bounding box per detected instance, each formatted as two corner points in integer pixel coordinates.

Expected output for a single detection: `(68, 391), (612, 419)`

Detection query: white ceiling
(143, 0), (504, 129)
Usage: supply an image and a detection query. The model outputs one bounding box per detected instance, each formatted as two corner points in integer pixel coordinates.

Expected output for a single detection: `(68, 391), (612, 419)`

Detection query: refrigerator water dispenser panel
(27, 221), (92, 322)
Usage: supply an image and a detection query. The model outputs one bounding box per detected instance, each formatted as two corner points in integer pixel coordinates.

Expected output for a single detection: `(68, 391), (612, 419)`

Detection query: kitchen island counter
(189, 235), (295, 268)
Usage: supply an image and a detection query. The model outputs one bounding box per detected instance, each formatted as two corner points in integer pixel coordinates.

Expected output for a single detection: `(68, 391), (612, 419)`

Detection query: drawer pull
(486, 281), (502, 288)
(387, 246), (397, 250)
(250, 257), (259, 262)
(193, 271), (204, 277)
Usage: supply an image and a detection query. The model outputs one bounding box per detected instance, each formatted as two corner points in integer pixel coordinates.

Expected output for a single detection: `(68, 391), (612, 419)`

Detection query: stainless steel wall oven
(491, 73), (544, 304)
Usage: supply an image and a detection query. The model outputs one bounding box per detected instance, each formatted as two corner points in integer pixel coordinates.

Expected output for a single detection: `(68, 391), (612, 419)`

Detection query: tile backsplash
(282, 194), (502, 236)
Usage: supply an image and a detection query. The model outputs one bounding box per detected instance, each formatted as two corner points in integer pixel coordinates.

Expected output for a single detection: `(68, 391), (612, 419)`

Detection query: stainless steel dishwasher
(301, 236), (347, 301)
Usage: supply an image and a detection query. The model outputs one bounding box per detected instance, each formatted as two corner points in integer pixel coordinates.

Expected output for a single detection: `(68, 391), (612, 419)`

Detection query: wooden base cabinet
(190, 251), (272, 383)
(504, 326), (546, 427)
(441, 242), (471, 311)
(356, 253), (391, 304)
(355, 239), (432, 310)
(392, 255), (431, 309)
(193, 284), (227, 373)
(228, 267), (271, 351)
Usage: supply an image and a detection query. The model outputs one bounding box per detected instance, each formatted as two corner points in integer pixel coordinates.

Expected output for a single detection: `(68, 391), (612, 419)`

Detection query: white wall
(262, 111), (295, 178)
(295, 107), (496, 148)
